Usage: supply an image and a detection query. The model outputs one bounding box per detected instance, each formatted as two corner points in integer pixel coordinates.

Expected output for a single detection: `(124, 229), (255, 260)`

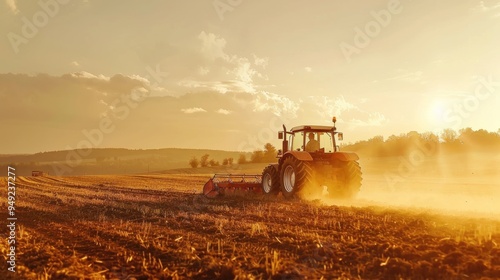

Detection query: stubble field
(1, 164), (500, 279)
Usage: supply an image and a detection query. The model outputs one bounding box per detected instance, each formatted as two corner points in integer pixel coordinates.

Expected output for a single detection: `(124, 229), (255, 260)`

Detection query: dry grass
(0, 175), (499, 279)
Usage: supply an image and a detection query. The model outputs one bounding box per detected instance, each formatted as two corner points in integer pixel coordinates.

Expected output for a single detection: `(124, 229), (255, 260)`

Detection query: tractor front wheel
(329, 160), (362, 199)
(261, 165), (279, 195)
(280, 157), (312, 199)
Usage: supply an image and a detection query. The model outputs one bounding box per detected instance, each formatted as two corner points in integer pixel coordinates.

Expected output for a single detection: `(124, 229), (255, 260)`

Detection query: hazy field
(1, 153), (500, 279)
(356, 153), (500, 217)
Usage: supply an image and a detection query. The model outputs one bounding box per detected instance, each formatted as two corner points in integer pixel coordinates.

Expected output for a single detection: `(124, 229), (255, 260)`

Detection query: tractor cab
(278, 117), (344, 154)
(289, 126), (336, 153)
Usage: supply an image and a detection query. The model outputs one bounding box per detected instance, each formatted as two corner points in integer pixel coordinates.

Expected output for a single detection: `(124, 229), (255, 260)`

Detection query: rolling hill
(0, 148), (252, 176)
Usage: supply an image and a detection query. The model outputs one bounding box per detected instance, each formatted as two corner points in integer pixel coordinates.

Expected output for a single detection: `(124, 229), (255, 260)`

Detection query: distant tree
(476, 129), (496, 145)
(251, 150), (264, 163)
(189, 157), (199, 168)
(237, 154), (247, 164)
(385, 134), (407, 155)
(263, 143), (277, 162)
(370, 135), (384, 143)
(200, 154), (210, 167)
(365, 135), (385, 157)
(458, 128), (500, 148)
(421, 132), (438, 143)
(386, 134), (399, 143)
(222, 157), (234, 165)
(319, 128), (500, 157)
(209, 159), (220, 167)
(406, 131), (421, 141)
(441, 129), (457, 144)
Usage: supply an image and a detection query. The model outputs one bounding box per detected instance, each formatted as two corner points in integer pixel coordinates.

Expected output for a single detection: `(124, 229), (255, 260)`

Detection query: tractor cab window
(307, 132), (334, 153)
(318, 132), (334, 153)
(291, 133), (301, 151)
(291, 131), (334, 152)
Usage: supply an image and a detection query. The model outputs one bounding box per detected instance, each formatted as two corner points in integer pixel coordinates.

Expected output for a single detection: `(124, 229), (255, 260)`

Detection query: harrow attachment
(203, 174), (262, 198)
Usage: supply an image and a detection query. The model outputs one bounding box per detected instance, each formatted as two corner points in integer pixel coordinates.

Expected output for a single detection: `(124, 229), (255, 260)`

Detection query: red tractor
(203, 117), (362, 199)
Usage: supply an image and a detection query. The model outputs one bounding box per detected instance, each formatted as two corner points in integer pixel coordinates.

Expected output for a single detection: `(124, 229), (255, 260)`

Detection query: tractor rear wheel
(261, 165), (279, 195)
(330, 161), (362, 199)
(280, 156), (313, 199)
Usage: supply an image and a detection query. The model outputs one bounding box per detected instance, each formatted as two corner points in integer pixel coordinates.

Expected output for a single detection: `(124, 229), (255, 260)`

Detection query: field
(1, 155), (500, 279)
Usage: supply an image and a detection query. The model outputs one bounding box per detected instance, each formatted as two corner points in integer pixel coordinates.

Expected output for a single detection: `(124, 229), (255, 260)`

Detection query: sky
(1, 0), (500, 154)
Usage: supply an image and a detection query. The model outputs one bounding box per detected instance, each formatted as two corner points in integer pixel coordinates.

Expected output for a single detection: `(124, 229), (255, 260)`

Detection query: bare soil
(1, 173), (500, 279)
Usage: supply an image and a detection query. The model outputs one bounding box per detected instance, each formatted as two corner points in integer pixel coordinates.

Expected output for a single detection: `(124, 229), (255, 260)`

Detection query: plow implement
(203, 174), (262, 198)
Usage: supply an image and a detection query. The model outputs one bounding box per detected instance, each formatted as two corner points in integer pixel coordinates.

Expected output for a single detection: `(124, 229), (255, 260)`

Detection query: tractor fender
(282, 151), (313, 162)
(331, 152), (359, 161)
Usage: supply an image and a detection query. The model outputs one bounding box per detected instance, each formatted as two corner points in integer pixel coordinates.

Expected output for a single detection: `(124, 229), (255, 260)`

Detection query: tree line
(188, 127), (500, 167)
(188, 143), (278, 168)
(342, 128), (500, 157)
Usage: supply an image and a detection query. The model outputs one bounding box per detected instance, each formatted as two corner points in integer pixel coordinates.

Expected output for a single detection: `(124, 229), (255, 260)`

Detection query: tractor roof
(290, 125), (334, 133)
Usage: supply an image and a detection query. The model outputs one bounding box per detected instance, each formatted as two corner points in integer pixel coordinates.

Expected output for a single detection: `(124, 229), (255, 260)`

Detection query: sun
(427, 99), (448, 126)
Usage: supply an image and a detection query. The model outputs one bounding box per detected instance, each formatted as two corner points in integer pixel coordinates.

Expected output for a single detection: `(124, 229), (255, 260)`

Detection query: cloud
(0, 71), (329, 153)
(181, 107), (207, 114)
(178, 79), (247, 94)
(473, 1), (500, 16)
(475, 1), (500, 12)
(0, 72), (150, 124)
(350, 112), (387, 127)
(132, 33), (272, 99)
(198, 66), (210, 76)
(196, 32), (269, 93)
(304, 67), (312, 73)
(5, 0), (19, 14)
(71, 61), (80, 67)
(216, 109), (232, 115)
(198, 31), (229, 61)
(309, 95), (356, 118)
(0, 70), (386, 153)
(253, 91), (299, 117)
(229, 57), (259, 92)
(307, 95), (386, 127)
(185, 31), (299, 117)
(0, 71), (270, 152)
(177, 31), (269, 95)
(70, 71), (110, 81)
(253, 54), (269, 68)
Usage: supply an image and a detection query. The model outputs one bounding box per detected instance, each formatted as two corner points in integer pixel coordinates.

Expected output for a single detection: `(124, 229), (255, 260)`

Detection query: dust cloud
(318, 152), (500, 218)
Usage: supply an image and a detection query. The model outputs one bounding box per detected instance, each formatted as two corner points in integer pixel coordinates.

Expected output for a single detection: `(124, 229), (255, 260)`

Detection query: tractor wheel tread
(330, 160), (362, 199)
(261, 165), (280, 195)
(280, 156), (313, 199)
